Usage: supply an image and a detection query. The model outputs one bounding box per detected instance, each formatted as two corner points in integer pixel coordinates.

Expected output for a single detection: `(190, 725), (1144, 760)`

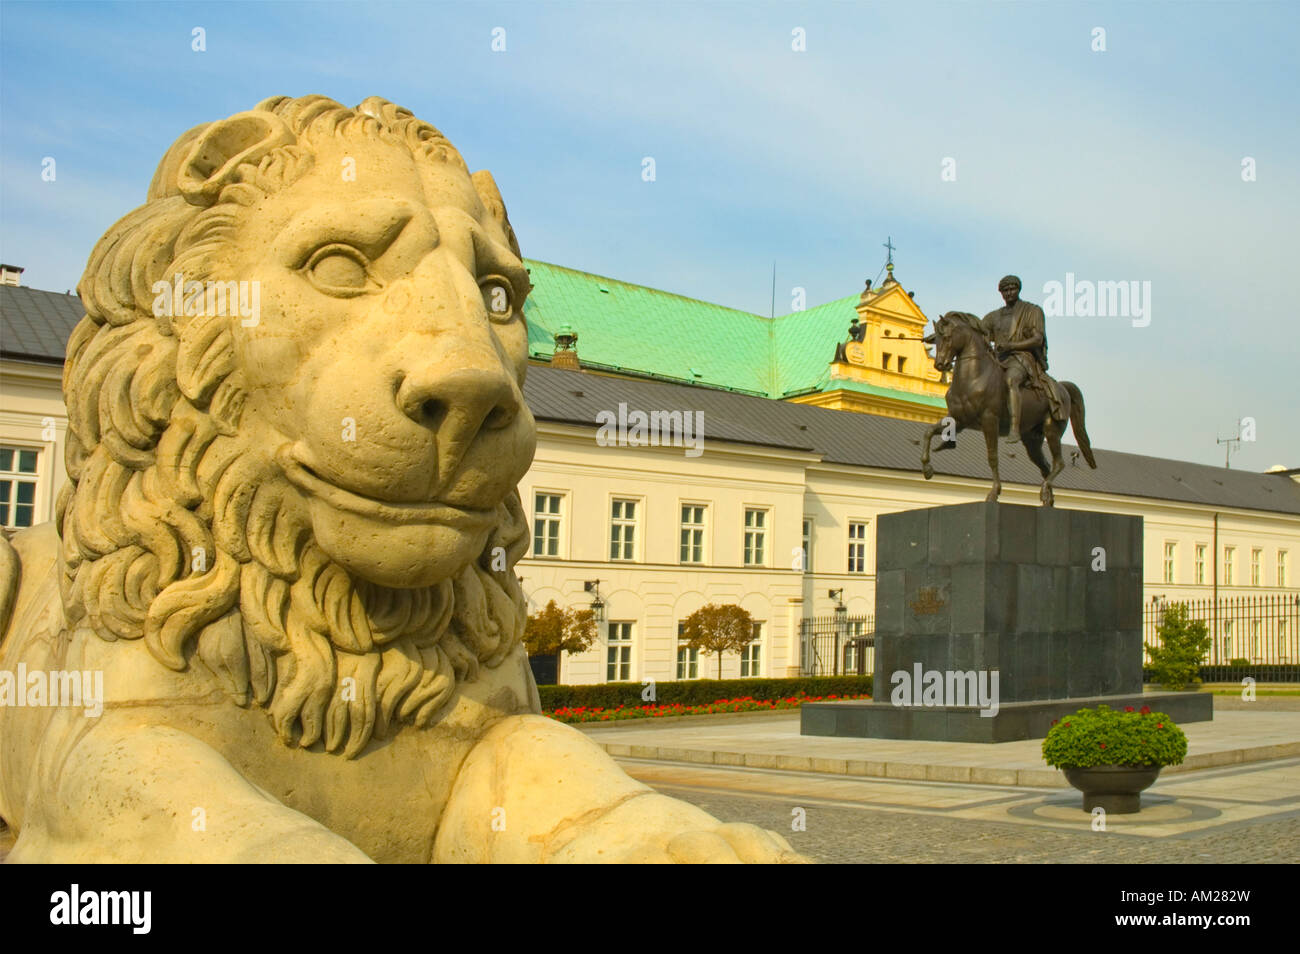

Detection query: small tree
(681, 603), (755, 679)
(523, 601), (598, 680)
(1145, 602), (1211, 691)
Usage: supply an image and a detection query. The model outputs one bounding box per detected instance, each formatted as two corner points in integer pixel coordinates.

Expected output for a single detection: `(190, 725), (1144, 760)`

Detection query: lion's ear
(176, 111), (295, 206)
(471, 169), (521, 259)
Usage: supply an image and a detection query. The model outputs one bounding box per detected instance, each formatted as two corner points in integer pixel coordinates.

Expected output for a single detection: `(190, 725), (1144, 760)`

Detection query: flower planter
(1062, 764), (1162, 814)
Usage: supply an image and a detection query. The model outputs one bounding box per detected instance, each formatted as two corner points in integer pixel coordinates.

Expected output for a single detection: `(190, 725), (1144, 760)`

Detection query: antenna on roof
(1217, 422), (1244, 469)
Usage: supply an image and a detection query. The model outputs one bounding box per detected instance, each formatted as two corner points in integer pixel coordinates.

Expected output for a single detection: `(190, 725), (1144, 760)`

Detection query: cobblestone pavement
(1211, 694), (1300, 711)
(625, 760), (1300, 864)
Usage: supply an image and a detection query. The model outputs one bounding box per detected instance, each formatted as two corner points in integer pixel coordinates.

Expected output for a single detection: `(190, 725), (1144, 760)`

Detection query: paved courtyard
(3, 697), (1293, 864)
(620, 757), (1300, 863)
(599, 698), (1300, 863)
(583, 705), (1300, 786)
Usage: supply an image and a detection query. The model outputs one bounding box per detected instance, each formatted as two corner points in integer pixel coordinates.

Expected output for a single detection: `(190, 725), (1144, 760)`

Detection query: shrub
(524, 600), (597, 656)
(1143, 664), (1297, 684)
(1145, 602), (1211, 690)
(1228, 657), (1249, 667)
(547, 691), (869, 724)
(680, 603), (755, 680)
(1042, 704), (1187, 769)
(537, 675), (872, 710)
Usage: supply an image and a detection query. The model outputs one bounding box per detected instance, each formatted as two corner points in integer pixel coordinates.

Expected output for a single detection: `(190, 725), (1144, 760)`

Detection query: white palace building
(3, 261), (1298, 684)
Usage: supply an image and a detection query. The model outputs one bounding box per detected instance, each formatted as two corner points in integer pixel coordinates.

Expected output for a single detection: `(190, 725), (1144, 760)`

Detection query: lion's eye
(305, 245), (377, 297)
(479, 276), (515, 323)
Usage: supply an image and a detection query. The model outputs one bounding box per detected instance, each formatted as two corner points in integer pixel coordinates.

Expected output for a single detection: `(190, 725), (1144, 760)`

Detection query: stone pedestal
(802, 502), (1212, 742)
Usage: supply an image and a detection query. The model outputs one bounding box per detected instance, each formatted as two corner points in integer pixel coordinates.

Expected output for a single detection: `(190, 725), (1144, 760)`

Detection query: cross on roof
(882, 236), (896, 267)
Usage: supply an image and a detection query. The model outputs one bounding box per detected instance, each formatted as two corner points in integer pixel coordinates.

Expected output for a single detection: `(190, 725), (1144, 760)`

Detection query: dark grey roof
(524, 365), (1300, 517)
(2, 283), (1295, 517)
(0, 285), (83, 363)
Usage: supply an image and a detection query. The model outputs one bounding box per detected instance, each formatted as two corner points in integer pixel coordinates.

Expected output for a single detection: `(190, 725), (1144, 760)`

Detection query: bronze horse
(920, 311), (1095, 505)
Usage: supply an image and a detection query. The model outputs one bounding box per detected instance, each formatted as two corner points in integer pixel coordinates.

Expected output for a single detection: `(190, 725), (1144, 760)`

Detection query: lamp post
(830, 589), (846, 676)
(584, 580), (605, 625)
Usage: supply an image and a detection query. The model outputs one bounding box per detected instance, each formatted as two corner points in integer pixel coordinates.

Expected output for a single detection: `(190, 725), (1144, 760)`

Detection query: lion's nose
(397, 366), (519, 480)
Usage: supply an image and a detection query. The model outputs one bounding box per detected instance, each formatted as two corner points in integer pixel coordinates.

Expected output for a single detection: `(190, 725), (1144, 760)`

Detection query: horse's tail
(1063, 381), (1097, 468)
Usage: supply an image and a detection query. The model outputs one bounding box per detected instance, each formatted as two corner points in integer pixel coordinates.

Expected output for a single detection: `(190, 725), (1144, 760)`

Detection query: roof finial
(551, 323), (580, 370)
(882, 236), (896, 283)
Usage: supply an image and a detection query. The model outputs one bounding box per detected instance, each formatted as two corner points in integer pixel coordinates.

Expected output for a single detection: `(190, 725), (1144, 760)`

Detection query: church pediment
(858, 281), (929, 329)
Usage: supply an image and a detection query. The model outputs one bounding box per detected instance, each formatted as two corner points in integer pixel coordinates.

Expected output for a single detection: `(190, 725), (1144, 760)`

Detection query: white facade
(0, 357), (67, 535)
(520, 422), (1300, 684)
(4, 288), (1298, 681)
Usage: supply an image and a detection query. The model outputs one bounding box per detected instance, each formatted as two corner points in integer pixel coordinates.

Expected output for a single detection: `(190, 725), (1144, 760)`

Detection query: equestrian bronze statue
(920, 275), (1096, 506)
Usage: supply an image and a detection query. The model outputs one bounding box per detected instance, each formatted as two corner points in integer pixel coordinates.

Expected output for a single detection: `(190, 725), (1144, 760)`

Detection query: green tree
(681, 603), (756, 679)
(1145, 602), (1211, 691)
(523, 601), (598, 659)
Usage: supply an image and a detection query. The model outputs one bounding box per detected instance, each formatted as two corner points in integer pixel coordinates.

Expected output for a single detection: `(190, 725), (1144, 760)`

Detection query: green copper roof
(523, 260), (774, 394)
(770, 292), (863, 396)
(522, 259), (932, 406)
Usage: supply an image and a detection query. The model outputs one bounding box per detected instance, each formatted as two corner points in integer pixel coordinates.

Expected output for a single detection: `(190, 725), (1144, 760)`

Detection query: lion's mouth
(278, 448), (496, 528)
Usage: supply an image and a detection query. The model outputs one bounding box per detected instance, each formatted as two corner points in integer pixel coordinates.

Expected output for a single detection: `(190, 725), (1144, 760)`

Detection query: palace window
(1251, 619), (1261, 660)
(610, 499), (638, 561)
(532, 492), (562, 557)
(676, 623), (699, 680)
(1250, 548), (1262, 586)
(1223, 620), (1234, 659)
(680, 504), (705, 564)
(606, 621), (633, 682)
(881, 352), (892, 370)
(1163, 542), (1176, 584)
(1280, 550), (1289, 588)
(0, 447), (39, 530)
(1281, 620), (1290, 660)
(740, 622), (763, 677)
(848, 521), (868, 574)
(1223, 546), (1236, 586)
(801, 518), (814, 573)
(743, 508), (767, 566)
(1194, 544), (1206, 585)
(897, 356), (907, 373)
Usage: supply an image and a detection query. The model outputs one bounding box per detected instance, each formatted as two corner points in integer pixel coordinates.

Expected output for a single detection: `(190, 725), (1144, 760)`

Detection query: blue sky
(2, 0), (1297, 469)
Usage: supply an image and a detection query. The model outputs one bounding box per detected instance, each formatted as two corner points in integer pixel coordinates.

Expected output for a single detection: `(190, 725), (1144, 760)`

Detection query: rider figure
(980, 275), (1058, 443)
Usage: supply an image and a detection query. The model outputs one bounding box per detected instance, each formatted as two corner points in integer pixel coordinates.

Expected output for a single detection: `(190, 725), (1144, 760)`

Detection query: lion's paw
(653, 823), (809, 864)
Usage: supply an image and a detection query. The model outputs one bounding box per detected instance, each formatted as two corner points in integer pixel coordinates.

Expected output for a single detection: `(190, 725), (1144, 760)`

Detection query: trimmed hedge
(1144, 664), (1300, 684)
(537, 675), (872, 710)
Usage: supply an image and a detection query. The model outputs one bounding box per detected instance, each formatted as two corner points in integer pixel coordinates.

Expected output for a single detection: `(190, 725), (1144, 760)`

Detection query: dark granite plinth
(874, 501), (1143, 705)
(802, 501), (1214, 743)
(801, 691), (1214, 743)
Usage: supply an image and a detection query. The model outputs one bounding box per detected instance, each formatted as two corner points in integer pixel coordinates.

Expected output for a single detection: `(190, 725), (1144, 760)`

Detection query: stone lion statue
(0, 95), (803, 863)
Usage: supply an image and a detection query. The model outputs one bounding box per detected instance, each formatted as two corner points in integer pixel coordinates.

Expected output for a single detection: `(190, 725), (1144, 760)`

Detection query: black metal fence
(797, 596), (1300, 682)
(799, 614), (874, 677)
(1143, 594), (1300, 682)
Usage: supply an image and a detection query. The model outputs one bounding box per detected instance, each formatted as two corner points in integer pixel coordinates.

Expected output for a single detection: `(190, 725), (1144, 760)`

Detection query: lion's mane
(57, 96), (529, 758)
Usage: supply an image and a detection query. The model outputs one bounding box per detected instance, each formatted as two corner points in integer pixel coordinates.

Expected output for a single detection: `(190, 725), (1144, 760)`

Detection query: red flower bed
(544, 692), (871, 724)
